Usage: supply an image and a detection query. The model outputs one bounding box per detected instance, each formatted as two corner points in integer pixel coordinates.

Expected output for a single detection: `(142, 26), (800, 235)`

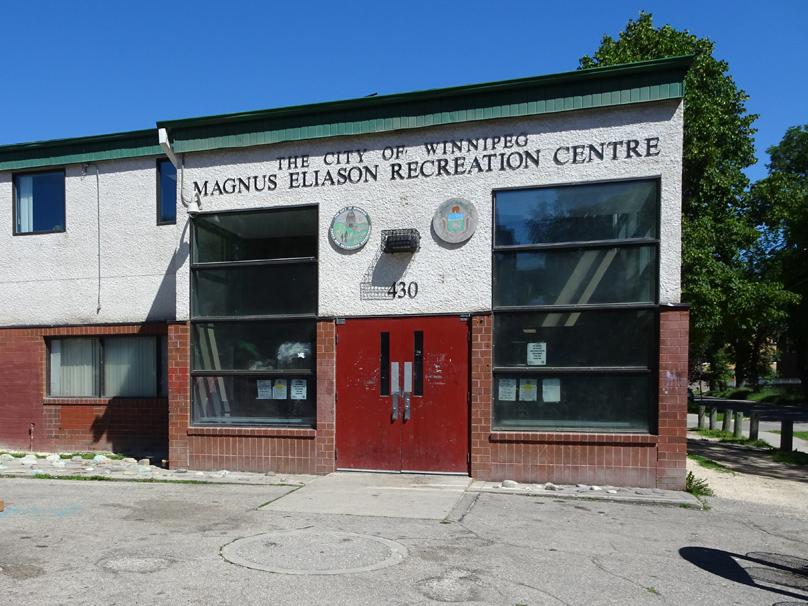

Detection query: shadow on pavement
(679, 547), (808, 602)
(688, 438), (807, 483)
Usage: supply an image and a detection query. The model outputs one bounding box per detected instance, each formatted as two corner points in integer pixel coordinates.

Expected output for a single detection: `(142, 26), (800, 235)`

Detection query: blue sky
(2, 1), (805, 182)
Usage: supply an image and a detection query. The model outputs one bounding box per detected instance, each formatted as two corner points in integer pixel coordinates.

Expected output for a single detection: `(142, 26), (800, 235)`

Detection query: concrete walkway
(687, 413), (808, 452)
(261, 472), (471, 520)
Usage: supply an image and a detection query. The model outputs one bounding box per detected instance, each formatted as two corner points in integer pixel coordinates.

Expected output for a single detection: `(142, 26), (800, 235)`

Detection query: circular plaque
(329, 206), (371, 251)
(432, 198), (477, 244)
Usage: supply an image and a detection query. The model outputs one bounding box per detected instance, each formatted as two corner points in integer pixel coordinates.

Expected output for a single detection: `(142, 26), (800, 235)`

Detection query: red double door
(336, 316), (469, 473)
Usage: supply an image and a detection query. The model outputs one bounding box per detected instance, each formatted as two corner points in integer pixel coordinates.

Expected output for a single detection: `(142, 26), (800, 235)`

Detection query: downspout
(82, 162), (102, 313)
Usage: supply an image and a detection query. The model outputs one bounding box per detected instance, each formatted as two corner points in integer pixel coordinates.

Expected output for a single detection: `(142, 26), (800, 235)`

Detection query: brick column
(656, 306), (689, 490)
(167, 322), (190, 469)
(470, 314), (493, 478)
(315, 319), (336, 474)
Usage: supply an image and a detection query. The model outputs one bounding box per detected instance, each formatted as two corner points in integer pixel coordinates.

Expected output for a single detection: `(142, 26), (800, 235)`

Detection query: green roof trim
(0, 56), (692, 171)
(160, 55), (691, 155)
(0, 129), (162, 172)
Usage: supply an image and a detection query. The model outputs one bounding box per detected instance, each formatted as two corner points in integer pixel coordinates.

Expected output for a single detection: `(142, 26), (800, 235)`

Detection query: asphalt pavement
(1, 476), (806, 605)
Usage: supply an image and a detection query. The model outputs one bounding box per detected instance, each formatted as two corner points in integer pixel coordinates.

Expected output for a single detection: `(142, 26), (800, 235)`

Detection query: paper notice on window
(256, 380), (273, 400)
(542, 378), (561, 403)
(526, 342), (547, 366)
(272, 379), (288, 400)
(498, 378), (517, 401)
(290, 379), (307, 400)
(518, 379), (538, 402)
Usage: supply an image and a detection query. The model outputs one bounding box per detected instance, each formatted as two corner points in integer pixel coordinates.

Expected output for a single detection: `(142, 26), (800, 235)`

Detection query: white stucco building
(0, 56), (692, 488)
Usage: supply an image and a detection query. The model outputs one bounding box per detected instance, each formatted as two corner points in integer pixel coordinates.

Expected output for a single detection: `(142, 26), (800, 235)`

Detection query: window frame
(46, 335), (165, 399)
(156, 157), (177, 226)
(12, 168), (66, 236)
(189, 203), (319, 428)
(491, 176), (662, 433)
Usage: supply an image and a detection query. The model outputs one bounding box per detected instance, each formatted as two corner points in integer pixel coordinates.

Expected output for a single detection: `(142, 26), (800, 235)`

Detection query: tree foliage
(751, 126), (808, 397)
(580, 13), (796, 388)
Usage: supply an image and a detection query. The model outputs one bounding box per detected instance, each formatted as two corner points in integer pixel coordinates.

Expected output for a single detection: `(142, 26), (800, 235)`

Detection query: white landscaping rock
(590, 486), (602, 491)
(20, 455), (39, 465)
(0, 453), (14, 461)
(607, 489), (618, 494)
(501, 480), (519, 489)
(51, 460), (67, 468)
(137, 458), (151, 466)
(45, 453), (61, 462)
(122, 457), (138, 464)
(544, 482), (560, 491)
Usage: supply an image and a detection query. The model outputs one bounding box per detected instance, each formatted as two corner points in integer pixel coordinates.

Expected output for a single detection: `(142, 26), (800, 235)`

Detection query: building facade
(0, 57), (690, 488)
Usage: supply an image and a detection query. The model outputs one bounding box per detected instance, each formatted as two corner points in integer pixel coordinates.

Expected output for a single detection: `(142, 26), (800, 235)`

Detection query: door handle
(391, 362), (400, 421)
(403, 362), (412, 421)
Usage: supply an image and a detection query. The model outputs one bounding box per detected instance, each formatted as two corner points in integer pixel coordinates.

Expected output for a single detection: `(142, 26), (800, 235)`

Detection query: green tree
(751, 126), (808, 398)
(580, 12), (794, 388)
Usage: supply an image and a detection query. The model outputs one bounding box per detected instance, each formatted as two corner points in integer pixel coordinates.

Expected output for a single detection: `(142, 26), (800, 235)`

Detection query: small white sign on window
(519, 378), (538, 402)
(542, 378), (561, 403)
(290, 379), (308, 400)
(526, 342), (547, 366)
(498, 378), (517, 401)
(256, 380), (273, 400)
(272, 379), (288, 400)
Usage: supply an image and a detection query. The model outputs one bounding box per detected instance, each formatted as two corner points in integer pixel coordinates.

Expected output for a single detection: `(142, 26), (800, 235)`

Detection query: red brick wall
(656, 306), (689, 490)
(168, 319), (336, 474)
(0, 328), (44, 450)
(470, 308), (689, 489)
(0, 324), (168, 456)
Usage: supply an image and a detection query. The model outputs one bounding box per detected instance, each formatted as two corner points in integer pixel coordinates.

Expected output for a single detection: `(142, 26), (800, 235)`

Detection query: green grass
(687, 454), (733, 473)
(689, 428), (772, 449)
(33, 473), (112, 481)
(771, 430), (808, 441)
(771, 450), (808, 466)
(57, 452), (125, 460)
(685, 471), (715, 497)
(29, 473), (210, 484)
(706, 385), (804, 405)
(1, 450), (125, 460)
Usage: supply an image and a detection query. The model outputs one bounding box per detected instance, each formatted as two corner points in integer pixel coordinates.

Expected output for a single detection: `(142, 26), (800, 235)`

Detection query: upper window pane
(194, 207), (317, 263)
(495, 180), (658, 246)
(193, 321), (315, 371)
(14, 171), (65, 234)
(493, 246), (657, 307)
(494, 310), (655, 368)
(158, 159), (177, 224)
(192, 263), (317, 317)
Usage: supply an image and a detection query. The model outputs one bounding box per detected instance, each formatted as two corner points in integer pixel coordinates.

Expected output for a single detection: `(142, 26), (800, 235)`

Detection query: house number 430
(388, 281), (418, 299)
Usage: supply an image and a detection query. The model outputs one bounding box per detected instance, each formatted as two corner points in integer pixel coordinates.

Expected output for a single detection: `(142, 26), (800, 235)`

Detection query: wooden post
(749, 413), (759, 440)
(709, 408), (718, 430)
(0, 499), (4, 512)
(698, 405), (707, 430)
(722, 409), (733, 433)
(781, 421), (794, 452)
(733, 411), (744, 439)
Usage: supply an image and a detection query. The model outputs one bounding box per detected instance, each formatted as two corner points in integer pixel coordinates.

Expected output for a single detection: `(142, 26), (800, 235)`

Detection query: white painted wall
(0, 100), (683, 327)
(177, 100), (683, 320)
(0, 157), (178, 326)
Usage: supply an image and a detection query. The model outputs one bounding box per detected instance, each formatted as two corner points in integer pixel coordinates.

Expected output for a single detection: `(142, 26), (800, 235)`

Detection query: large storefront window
(190, 206), (317, 427)
(492, 179), (659, 432)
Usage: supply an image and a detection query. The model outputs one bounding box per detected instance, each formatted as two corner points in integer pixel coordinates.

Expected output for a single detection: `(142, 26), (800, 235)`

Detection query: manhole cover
(221, 529), (407, 575)
(99, 557), (172, 573)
